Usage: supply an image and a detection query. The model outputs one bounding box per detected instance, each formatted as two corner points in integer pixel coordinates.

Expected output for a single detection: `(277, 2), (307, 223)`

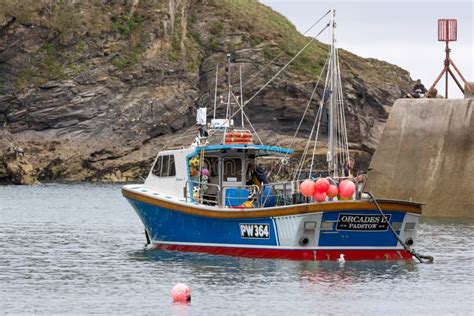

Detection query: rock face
(0, 0), (413, 184)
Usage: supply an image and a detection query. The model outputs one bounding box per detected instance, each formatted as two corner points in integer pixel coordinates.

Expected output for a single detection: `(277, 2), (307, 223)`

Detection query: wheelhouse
(145, 144), (293, 208)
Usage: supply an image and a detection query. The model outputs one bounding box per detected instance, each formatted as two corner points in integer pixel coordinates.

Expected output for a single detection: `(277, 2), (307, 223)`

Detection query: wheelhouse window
(223, 157), (242, 182)
(152, 155), (176, 177)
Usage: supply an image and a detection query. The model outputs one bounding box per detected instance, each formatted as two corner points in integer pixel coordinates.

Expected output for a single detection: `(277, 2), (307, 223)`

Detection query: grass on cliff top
(208, 0), (411, 89)
(208, 0), (328, 78)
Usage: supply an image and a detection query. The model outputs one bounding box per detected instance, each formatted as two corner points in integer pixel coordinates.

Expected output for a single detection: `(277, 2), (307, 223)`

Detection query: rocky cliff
(0, 0), (413, 184)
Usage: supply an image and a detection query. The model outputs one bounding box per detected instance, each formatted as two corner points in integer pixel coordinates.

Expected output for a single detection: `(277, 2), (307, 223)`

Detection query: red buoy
(171, 283), (191, 303)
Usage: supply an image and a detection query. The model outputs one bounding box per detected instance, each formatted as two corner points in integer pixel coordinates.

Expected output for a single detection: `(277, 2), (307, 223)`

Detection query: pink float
(339, 180), (355, 198)
(327, 184), (339, 198)
(171, 283), (191, 302)
(313, 191), (327, 202)
(315, 178), (330, 193)
(300, 179), (316, 197)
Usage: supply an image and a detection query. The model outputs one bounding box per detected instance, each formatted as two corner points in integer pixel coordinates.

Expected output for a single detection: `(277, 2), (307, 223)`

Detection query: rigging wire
(293, 104), (323, 181)
(268, 57), (329, 182)
(143, 10), (332, 166)
(230, 91), (264, 145)
(209, 10), (331, 144)
(243, 22), (331, 107)
(291, 12), (350, 182)
(157, 11), (332, 157)
(205, 22), (331, 142)
(239, 9), (332, 92)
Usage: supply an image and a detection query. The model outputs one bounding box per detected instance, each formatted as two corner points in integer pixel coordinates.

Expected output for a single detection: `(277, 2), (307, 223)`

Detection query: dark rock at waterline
(0, 130), (38, 184)
(0, 0), (413, 184)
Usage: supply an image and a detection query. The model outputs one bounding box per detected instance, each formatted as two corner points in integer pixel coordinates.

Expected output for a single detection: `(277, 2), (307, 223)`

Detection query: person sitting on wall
(406, 79), (427, 98)
(427, 88), (438, 98)
(246, 160), (268, 190)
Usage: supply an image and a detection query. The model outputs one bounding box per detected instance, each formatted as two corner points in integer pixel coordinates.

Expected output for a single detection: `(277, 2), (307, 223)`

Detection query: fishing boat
(122, 10), (424, 261)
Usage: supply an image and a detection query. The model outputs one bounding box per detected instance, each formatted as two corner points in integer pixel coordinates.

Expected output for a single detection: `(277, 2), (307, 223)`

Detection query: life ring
(225, 132), (253, 144)
(225, 131), (252, 139)
(225, 139), (253, 145)
(225, 137), (253, 142)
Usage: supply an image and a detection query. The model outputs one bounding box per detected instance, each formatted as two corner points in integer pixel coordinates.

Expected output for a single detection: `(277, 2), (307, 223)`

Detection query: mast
(327, 9), (337, 175)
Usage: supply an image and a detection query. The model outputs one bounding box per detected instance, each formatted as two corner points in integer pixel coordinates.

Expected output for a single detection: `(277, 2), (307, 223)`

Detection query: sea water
(0, 184), (473, 315)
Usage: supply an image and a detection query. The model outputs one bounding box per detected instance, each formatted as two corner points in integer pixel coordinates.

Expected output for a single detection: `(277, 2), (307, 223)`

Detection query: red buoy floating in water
(171, 283), (191, 303)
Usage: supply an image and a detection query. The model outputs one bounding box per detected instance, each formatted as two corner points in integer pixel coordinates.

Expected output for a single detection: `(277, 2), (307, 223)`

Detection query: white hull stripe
(272, 218), (280, 246)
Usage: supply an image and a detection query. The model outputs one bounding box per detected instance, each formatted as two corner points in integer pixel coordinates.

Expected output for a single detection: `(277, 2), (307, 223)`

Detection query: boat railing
(221, 183), (259, 208)
(222, 181), (299, 207)
(184, 177), (363, 208)
(257, 181), (295, 207)
(184, 180), (221, 206)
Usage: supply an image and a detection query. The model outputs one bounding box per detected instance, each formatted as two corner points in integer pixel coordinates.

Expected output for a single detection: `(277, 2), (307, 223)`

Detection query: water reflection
(297, 260), (418, 286)
(1, 184), (473, 315)
(130, 248), (420, 288)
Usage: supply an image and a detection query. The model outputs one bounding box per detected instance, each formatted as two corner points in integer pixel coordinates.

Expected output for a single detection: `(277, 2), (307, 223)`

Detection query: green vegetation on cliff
(208, 0), (327, 76)
(0, 0), (413, 183)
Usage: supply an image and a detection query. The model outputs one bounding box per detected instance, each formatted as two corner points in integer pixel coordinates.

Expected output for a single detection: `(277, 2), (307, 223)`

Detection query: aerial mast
(225, 53), (232, 122)
(327, 9), (337, 176)
(213, 65), (219, 120)
(240, 65), (244, 128)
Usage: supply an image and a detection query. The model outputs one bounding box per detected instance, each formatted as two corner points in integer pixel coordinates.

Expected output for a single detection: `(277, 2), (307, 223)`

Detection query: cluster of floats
(122, 10), (428, 261)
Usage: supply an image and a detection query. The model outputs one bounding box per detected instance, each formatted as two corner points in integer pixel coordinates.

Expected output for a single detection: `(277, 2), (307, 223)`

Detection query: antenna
(225, 53), (232, 121)
(239, 65), (244, 128)
(428, 19), (472, 98)
(213, 65), (218, 120)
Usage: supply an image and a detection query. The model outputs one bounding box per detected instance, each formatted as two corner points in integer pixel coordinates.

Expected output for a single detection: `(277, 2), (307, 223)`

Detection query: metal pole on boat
(213, 65), (219, 120)
(240, 65), (244, 128)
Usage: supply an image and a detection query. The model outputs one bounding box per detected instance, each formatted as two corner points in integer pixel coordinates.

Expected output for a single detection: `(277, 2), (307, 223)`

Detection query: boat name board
(240, 224), (270, 239)
(336, 214), (391, 231)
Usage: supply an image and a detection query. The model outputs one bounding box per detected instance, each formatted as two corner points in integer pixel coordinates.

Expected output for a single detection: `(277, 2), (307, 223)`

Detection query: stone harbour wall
(366, 98), (473, 218)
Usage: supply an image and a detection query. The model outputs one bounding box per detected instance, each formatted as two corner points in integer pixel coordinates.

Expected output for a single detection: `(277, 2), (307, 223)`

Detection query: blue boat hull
(123, 187), (421, 261)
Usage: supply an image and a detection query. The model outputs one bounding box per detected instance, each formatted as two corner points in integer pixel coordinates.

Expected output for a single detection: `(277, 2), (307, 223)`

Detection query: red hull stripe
(154, 243), (413, 261)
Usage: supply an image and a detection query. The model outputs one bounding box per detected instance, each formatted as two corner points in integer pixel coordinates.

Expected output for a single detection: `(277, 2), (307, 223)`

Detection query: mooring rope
(367, 192), (434, 263)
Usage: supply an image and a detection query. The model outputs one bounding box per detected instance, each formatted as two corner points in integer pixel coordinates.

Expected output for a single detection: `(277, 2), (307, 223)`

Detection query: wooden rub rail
(122, 187), (423, 219)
